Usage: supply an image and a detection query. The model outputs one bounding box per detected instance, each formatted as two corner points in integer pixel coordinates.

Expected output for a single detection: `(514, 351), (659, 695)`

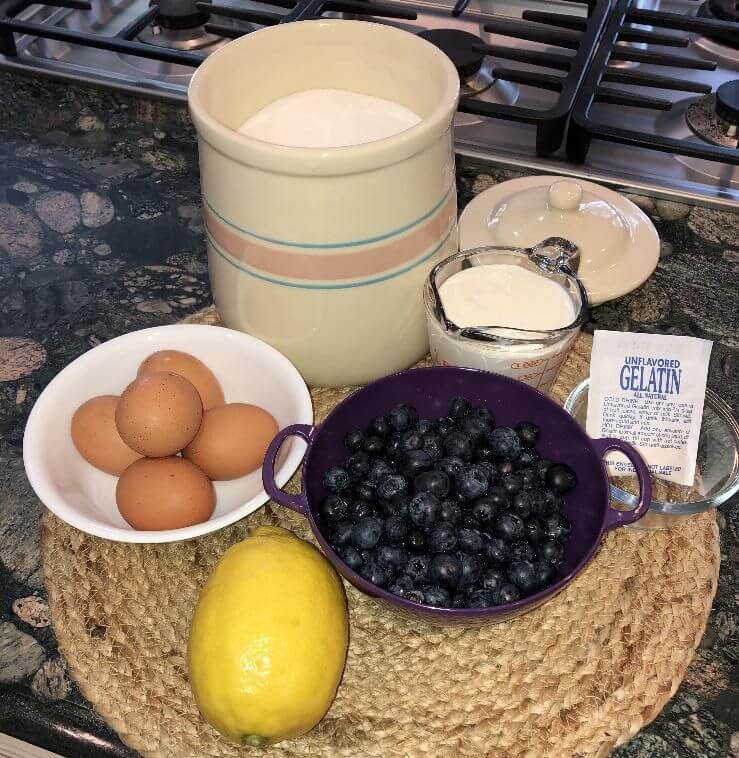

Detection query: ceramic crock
(188, 20), (460, 387)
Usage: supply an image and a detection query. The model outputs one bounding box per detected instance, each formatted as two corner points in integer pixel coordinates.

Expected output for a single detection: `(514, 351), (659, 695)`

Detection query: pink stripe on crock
(203, 193), (456, 281)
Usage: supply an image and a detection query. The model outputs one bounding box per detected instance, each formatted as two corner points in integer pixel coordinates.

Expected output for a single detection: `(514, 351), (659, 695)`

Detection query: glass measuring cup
(424, 238), (589, 394)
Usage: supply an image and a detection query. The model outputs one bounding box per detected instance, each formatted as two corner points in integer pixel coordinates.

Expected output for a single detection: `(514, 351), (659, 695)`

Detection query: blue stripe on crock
(201, 186), (454, 250)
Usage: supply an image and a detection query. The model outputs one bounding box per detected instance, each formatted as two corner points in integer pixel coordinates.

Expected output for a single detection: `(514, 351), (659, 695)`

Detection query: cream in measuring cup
(424, 239), (588, 394)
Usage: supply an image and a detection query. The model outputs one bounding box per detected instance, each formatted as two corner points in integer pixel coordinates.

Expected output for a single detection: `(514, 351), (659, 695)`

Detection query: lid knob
(548, 181), (583, 212)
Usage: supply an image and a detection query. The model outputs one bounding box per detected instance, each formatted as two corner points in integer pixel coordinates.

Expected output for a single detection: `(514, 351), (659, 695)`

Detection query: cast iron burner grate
(567, 0), (739, 167)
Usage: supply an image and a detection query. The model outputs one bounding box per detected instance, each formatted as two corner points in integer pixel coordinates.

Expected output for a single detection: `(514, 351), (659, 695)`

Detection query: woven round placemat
(41, 308), (720, 758)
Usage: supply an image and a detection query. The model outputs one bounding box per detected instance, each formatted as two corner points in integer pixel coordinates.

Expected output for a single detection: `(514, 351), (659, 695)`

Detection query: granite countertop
(0, 72), (737, 758)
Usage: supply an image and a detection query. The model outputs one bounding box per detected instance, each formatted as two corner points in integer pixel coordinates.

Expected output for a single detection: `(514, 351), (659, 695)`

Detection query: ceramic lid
(458, 176), (660, 305)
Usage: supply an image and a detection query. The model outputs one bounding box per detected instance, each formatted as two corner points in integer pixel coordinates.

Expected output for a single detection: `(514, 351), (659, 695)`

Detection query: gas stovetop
(1, 0), (738, 208)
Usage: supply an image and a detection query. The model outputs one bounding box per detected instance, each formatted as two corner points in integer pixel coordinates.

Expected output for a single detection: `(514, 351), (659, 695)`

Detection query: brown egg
(183, 403), (278, 481)
(138, 350), (224, 410)
(116, 456), (215, 530)
(70, 395), (143, 475)
(115, 372), (203, 457)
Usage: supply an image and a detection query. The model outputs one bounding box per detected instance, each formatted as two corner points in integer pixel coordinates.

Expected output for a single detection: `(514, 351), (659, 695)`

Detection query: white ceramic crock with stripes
(188, 20), (459, 387)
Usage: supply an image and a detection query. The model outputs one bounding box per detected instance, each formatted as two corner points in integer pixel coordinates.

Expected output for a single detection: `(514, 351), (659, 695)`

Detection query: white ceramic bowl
(23, 324), (312, 543)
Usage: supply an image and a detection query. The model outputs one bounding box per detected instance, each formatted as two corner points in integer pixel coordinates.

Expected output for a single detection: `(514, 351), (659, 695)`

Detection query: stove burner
(716, 79), (739, 130)
(696, 0), (738, 47)
(418, 29), (485, 80)
(150, 0), (210, 31)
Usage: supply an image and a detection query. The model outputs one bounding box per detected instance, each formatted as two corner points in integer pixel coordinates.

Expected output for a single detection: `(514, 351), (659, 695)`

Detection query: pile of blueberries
(318, 397), (577, 609)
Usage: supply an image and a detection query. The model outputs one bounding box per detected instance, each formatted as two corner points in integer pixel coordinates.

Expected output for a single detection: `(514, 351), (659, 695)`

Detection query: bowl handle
(262, 424), (316, 517)
(592, 437), (652, 531)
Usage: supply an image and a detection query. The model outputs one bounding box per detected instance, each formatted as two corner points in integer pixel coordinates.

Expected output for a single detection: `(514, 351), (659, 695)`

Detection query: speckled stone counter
(1, 72), (737, 758)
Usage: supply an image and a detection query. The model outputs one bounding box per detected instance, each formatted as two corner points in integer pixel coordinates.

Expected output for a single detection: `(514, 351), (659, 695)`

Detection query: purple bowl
(263, 367), (651, 626)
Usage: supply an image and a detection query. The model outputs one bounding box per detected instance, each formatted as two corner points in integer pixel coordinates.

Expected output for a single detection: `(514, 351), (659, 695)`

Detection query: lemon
(187, 526), (348, 745)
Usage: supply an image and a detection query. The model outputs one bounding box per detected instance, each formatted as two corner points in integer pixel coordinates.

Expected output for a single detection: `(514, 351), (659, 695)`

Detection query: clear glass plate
(565, 379), (739, 530)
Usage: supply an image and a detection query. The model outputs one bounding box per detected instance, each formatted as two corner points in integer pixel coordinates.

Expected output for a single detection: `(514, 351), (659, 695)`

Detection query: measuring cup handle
(262, 424), (315, 516)
(593, 437), (652, 531)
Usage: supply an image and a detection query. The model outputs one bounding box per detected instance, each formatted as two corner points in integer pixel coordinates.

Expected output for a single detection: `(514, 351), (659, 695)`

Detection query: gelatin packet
(586, 330), (713, 485)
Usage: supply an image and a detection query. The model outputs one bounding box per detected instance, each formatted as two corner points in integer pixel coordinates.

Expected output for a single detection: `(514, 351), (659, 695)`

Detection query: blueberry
(476, 461), (496, 481)
(385, 435), (403, 460)
(468, 589), (497, 608)
(389, 574), (415, 598)
(323, 465), (351, 494)
(518, 449), (539, 467)
(485, 486), (509, 509)
(501, 473), (523, 495)
(384, 515), (407, 544)
(350, 500), (375, 521)
(331, 520), (354, 547)
(508, 560), (538, 595)
(345, 451), (370, 481)
(376, 474), (408, 501)
(495, 512), (525, 542)
(449, 396), (473, 419)
(535, 560), (557, 588)
(542, 513), (572, 540)
(536, 458), (552, 480)
(388, 402), (418, 432)
(511, 491), (533, 519)
(400, 450), (433, 478)
(321, 495), (349, 522)
(482, 537), (509, 566)
(416, 419), (437, 435)
(543, 489), (564, 514)
(546, 463), (577, 494)
(385, 491), (410, 518)
(487, 427), (521, 459)
(405, 554), (431, 583)
(359, 560), (388, 588)
(540, 538), (565, 565)
(496, 460), (515, 476)
(452, 591), (470, 608)
(405, 589), (426, 603)
(363, 435), (385, 455)
(353, 516), (382, 549)
(368, 416), (390, 438)
(459, 415), (491, 443)
(400, 429), (423, 452)
(510, 540), (537, 562)
(527, 489), (547, 516)
(457, 527), (483, 554)
(422, 433), (444, 461)
(354, 482), (377, 503)
(455, 464), (490, 501)
(406, 527), (427, 553)
(423, 585), (452, 607)
(428, 522), (458, 553)
(474, 444), (495, 462)
(443, 430), (474, 460)
(524, 518), (546, 545)
(414, 469), (451, 498)
(439, 499), (462, 524)
(435, 456), (464, 478)
(515, 421), (539, 447)
(366, 459), (394, 486)
(471, 497), (497, 528)
(431, 553), (463, 590)
(494, 583), (521, 605)
(376, 545), (408, 571)
(437, 416), (456, 437)
(460, 512), (478, 530)
(409, 491), (441, 527)
(457, 552), (482, 587)
(481, 568), (507, 592)
(520, 467), (538, 489)
(344, 428), (365, 451)
(338, 545), (363, 571)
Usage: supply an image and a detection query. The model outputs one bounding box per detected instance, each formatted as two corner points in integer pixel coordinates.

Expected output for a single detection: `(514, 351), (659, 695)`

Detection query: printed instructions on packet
(586, 330), (713, 486)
